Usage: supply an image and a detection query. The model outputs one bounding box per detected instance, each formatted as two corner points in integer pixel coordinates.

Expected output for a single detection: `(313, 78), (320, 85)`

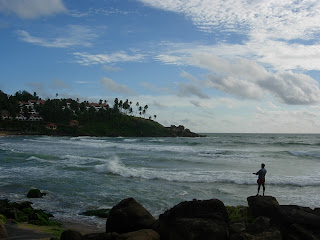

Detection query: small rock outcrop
(27, 188), (46, 198)
(0, 199), (54, 226)
(158, 198), (229, 240)
(105, 198), (156, 234)
(166, 125), (205, 137)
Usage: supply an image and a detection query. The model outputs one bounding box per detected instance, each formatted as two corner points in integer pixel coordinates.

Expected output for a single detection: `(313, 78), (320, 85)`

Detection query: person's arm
(253, 169), (260, 175)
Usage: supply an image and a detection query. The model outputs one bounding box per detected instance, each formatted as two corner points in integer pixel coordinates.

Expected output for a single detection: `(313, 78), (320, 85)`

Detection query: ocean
(1, 133), (320, 228)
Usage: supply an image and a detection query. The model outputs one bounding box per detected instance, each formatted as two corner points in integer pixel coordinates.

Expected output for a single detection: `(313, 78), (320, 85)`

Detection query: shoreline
(2, 195), (320, 239)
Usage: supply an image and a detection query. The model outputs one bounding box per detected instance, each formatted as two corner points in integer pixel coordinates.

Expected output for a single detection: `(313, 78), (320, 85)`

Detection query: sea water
(1, 133), (320, 228)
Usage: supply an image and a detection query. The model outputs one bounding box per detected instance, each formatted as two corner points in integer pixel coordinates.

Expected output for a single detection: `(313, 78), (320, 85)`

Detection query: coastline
(2, 195), (320, 239)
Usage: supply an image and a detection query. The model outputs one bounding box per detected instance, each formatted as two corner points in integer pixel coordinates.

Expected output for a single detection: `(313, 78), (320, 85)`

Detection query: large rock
(105, 198), (155, 234)
(284, 224), (317, 240)
(158, 198), (229, 240)
(247, 196), (320, 239)
(277, 205), (320, 229)
(0, 221), (8, 239)
(27, 188), (46, 198)
(60, 229), (82, 240)
(247, 196), (279, 219)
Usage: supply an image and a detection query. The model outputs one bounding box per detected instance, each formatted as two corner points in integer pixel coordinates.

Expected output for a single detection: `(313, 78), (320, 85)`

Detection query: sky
(1, 0), (320, 133)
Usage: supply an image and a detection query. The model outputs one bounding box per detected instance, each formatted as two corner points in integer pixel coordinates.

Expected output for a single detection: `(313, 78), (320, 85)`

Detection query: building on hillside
(28, 114), (43, 121)
(1, 111), (12, 120)
(15, 114), (27, 121)
(46, 123), (57, 130)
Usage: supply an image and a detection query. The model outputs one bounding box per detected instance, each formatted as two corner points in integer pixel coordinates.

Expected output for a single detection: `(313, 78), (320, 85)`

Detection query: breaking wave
(94, 156), (320, 187)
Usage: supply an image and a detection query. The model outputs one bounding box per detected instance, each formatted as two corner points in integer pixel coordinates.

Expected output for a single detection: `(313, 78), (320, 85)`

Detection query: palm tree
(138, 106), (142, 117)
(136, 102), (139, 116)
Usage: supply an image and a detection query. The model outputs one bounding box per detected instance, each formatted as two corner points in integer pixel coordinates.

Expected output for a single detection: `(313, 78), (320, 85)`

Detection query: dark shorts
(257, 178), (265, 185)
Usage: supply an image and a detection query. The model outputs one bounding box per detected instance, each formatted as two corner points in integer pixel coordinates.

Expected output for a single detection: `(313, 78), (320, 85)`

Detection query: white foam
(94, 157), (320, 187)
(289, 150), (320, 158)
(123, 139), (139, 142)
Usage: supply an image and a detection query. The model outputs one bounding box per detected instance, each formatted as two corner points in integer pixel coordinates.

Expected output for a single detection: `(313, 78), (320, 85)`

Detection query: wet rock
(247, 196), (279, 220)
(27, 188), (46, 198)
(159, 198), (229, 240)
(105, 198), (155, 234)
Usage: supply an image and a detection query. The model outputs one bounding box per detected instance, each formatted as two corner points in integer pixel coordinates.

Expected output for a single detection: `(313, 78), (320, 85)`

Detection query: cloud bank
(0, 0), (66, 19)
(194, 53), (320, 105)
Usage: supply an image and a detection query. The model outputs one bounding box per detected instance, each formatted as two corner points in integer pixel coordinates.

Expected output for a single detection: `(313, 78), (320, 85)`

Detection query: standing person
(253, 163), (267, 196)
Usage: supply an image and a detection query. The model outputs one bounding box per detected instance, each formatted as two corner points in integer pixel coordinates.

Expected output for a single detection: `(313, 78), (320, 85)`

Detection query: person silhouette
(253, 163), (267, 196)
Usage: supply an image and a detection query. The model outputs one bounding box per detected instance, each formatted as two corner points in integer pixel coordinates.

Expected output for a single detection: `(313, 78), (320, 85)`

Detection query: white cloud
(141, 0), (320, 73)
(139, 0), (320, 40)
(17, 25), (98, 48)
(194, 53), (320, 105)
(0, 0), (66, 19)
(101, 77), (136, 95)
(154, 54), (187, 65)
(73, 51), (145, 65)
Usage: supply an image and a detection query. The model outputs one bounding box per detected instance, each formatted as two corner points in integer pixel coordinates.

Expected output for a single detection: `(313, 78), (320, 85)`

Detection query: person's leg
(257, 184), (261, 196)
(262, 183), (265, 196)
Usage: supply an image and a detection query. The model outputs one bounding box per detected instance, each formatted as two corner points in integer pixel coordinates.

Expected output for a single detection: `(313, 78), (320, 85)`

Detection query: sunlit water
(1, 133), (320, 228)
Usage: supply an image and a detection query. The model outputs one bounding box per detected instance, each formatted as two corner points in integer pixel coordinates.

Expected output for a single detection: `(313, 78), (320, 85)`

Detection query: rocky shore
(1, 193), (320, 239)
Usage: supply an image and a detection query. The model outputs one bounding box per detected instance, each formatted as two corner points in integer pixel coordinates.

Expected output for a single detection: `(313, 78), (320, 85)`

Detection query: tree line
(0, 90), (157, 124)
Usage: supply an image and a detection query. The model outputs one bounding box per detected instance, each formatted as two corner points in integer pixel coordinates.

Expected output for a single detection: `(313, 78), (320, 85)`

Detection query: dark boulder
(284, 224), (317, 240)
(160, 198), (228, 221)
(277, 205), (320, 229)
(119, 229), (160, 240)
(247, 196), (279, 219)
(27, 188), (46, 198)
(60, 229), (82, 240)
(105, 198), (155, 234)
(158, 198), (229, 240)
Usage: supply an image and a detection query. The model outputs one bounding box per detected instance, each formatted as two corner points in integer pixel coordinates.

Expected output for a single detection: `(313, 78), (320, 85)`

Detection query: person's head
(261, 163), (265, 168)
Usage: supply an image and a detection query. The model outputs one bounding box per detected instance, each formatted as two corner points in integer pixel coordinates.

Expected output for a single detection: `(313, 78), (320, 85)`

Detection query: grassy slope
(0, 115), (172, 137)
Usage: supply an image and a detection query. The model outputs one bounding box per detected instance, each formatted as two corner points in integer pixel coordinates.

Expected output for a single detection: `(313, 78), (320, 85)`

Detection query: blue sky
(1, 0), (320, 133)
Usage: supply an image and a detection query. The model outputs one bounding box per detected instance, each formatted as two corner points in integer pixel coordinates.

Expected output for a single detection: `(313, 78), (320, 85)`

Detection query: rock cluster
(0, 199), (57, 227)
(2, 194), (320, 239)
(166, 125), (205, 137)
(59, 195), (320, 240)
